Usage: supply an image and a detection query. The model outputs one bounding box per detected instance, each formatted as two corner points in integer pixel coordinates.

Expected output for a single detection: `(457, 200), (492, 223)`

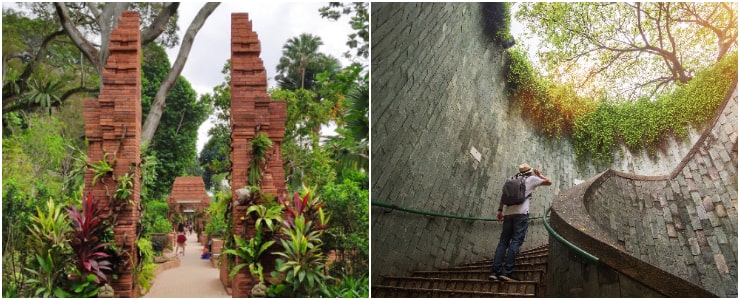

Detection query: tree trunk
(141, 2), (221, 146)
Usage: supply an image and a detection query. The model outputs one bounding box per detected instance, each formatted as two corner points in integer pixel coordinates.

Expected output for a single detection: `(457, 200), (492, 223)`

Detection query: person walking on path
(176, 223), (187, 256)
(143, 230), (229, 298)
(490, 163), (551, 282)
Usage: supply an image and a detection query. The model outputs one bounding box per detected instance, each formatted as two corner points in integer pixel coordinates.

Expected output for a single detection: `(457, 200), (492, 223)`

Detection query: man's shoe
(488, 274), (498, 281)
(499, 274), (519, 282)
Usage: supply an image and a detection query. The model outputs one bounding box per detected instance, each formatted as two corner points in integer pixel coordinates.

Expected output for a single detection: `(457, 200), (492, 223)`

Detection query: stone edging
(154, 257), (181, 276)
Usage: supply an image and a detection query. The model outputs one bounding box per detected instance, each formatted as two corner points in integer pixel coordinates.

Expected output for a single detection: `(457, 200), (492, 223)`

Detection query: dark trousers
(491, 214), (529, 276)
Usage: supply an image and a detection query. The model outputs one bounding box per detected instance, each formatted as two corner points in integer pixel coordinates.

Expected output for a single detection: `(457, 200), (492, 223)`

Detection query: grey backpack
(501, 174), (530, 206)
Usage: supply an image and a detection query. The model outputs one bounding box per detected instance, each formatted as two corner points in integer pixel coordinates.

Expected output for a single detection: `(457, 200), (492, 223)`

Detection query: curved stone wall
(371, 2), (591, 283)
(551, 83), (737, 297)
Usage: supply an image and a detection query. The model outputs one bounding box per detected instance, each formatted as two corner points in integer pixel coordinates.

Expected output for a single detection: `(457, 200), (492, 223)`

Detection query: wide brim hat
(519, 163), (532, 174)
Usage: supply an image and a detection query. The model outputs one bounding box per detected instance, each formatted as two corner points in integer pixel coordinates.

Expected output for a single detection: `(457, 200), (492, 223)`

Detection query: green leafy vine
(506, 48), (737, 165)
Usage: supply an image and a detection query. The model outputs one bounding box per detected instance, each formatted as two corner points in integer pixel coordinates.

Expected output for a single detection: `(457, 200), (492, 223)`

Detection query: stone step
(371, 284), (535, 298)
(378, 276), (538, 295)
(411, 269), (545, 282)
(459, 254), (549, 268)
(446, 261), (547, 273)
(373, 244), (549, 298)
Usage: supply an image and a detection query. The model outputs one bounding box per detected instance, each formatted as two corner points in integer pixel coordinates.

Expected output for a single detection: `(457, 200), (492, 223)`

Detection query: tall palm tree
(275, 33), (340, 91)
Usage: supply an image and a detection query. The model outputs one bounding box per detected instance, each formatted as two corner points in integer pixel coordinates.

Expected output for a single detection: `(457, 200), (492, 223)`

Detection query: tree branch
(141, 2), (220, 146)
(2, 30), (65, 103)
(54, 2), (102, 74)
(140, 2), (180, 45)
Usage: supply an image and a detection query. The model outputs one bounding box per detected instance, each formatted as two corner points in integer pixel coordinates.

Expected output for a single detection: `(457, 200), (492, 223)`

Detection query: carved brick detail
(82, 11), (142, 298)
(230, 13), (288, 297)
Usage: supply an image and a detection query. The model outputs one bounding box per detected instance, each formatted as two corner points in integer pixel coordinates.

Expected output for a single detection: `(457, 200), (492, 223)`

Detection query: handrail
(373, 201), (598, 263)
(542, 206), (599, 264)
(371, 201), (543, 222)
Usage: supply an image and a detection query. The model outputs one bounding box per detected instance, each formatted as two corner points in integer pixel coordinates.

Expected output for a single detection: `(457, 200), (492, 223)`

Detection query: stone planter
(211, 238), (224, 255)
(150, 233), (170, 252)
(168, 232), (176, 250)
(219, 254), (232, 292)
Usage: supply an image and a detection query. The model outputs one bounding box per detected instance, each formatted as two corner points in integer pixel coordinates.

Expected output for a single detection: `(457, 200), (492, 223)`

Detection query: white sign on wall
(470, 146), (482, 162)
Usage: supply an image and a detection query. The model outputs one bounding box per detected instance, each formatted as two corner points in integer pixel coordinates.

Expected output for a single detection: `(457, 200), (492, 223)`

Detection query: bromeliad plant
(66, 193), (112, 284)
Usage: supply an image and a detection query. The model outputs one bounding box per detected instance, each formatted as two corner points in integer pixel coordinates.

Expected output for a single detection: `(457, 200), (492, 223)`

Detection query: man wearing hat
(489, 163), (551, 282)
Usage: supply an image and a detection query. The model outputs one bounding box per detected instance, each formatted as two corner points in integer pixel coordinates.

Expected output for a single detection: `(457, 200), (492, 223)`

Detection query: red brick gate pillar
(230, 13), (287, 297)
(83, 11), (142, 298)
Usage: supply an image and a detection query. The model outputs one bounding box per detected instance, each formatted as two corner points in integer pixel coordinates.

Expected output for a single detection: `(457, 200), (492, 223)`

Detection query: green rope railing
(542, 206), (599, 264)
(371, 201), (599, 263)
(371, 201), (544, 222)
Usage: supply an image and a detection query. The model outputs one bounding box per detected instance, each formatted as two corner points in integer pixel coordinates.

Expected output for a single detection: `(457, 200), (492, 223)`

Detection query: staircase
(372, 245), (549, 297)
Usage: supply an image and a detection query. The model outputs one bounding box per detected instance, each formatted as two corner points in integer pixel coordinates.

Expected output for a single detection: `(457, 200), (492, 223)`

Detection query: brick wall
(370, 1), (731, 286)
(229, 13), (287, 297)
(550, 85), (737, 297)
(82, 11), (142, 298)
(168, 176), (211, 230)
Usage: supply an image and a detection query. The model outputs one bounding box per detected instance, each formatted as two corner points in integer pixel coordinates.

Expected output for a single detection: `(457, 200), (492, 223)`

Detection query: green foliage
(223, 235), (275, 282)
(28, 199), (72, 257)
(269, 191), (332, 297)
(516, 2), (737, 101)
(327, 275), (369, 298)
(248, 132), (274, 186)
(151, 215), (173, 234)
(573, 52), (738, 164)
(319, 2), (369, 60)
(141, 199), (171, 236)
(2, 7), (99, 114)
(321, 174), (369, 277)
(134, 238), (158, 295)
(114, 172), (134, 201)
(269, 214), (332, 298)
(275, 33), (342, 91)
(89, 152), (114, 186)
(282, 140), (337, 191)
(205, 192), (230, 237)
(3, 114), (71, 193)
(223, 201), (282, 283)
(139, 150), (159, 201)
(199, 132), (230, 190)
(67, 272), (99, 298)
(25, 77), (66, 113)
(482, 3), (514, 45)
(25, 253), (70, 298)
(506, 48), (598, 137)
(142, 43), (211, 199)
(247, 203), (283, 233)
(24, 199), (73, 298)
